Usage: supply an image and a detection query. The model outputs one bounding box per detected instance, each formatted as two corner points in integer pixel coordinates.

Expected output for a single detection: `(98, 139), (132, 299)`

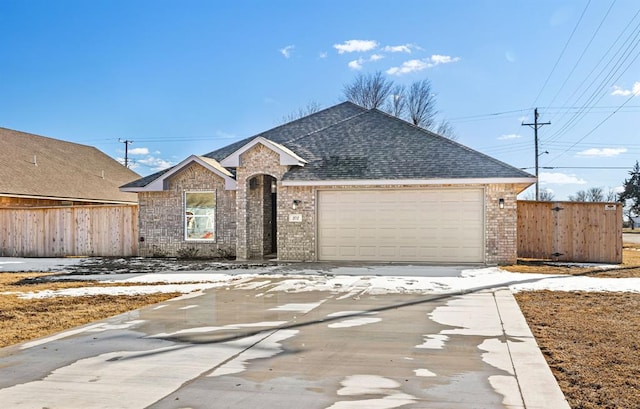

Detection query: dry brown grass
(0, 273), (179, 348)
(502, 247), (640, 278)
(516, 291), (640, 409)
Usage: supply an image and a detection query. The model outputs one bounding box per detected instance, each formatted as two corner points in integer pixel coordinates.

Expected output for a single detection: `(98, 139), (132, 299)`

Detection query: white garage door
(318, 189), (484, 263)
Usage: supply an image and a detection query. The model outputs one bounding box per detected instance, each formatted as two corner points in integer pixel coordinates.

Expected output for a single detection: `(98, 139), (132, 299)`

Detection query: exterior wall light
(292, 199), (302, 210)
(499, 198), (505, 209)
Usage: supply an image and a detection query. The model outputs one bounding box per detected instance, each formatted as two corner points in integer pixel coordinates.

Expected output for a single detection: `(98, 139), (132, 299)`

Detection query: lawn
(0, 273), (179, 348)
(512, 244), (640, 409)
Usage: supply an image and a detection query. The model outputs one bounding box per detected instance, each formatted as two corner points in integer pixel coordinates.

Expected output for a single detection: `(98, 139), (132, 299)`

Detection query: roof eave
(120, 155), (237, 192)
(219, 136), (307, 167)
(281, 177), (537, 187)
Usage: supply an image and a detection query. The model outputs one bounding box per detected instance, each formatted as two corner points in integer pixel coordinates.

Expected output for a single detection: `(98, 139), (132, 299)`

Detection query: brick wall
(136, 146), (521, 264)
(276, 183), (520, 265)
(484, 184), (520, 265)
(234, 144), (288, 260)
(137, 162), (236, 257)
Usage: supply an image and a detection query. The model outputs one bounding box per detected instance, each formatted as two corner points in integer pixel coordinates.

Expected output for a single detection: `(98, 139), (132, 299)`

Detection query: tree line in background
(534, 161), (640, 229)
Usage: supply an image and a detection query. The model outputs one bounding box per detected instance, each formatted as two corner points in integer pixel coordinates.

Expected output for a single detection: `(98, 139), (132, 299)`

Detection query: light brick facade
(136, 146), (520, 265)
(137, 162), (236, 258)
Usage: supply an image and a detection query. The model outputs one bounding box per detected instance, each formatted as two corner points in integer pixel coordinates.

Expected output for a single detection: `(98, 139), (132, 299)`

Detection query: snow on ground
(4, 267), (640, 299)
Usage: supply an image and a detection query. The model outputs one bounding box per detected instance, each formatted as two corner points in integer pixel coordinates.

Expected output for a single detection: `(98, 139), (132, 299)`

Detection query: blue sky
(1, 0), (638, 200)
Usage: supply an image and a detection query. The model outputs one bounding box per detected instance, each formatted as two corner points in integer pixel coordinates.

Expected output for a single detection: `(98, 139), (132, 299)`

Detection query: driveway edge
(494, 289), (571, 409)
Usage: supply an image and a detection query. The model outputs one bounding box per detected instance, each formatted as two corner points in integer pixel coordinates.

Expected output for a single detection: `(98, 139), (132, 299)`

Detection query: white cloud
(348, 58), (364, 70)
(576, 147), (627, 157)
(319, 51), (327, 59)
(430, 54), (460, 65)
(539, 172), (587, 185)
(382, 44), (415, 53)
(334, 40), (378, 54)
(137, 156), (174, 172)
(613, 185), (625, 194)
(347, 54), (384, 70)
(279, 45), (294, 58)
(498, 134), (522, 140)
(128, 147), (149, 155)
(386, 59), (428, 75)
(611, 82), (640, 96)
(386, 54), (460, 76)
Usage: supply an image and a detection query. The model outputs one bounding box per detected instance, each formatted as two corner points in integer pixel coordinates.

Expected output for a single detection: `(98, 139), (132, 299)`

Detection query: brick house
(122, 102), (535, 264)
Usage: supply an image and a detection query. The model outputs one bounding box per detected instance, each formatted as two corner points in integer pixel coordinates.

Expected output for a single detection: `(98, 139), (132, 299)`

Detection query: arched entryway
(245, 174), (278, 259)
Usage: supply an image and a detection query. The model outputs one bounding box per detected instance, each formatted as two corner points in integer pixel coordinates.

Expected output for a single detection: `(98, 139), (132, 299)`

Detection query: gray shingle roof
(0, 127), (140, 203)
(280, 108), (533, 180)
(123, 101), (532, 188)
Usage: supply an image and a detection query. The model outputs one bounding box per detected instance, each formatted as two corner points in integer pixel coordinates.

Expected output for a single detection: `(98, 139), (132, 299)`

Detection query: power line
(545, 1), (617, 114)
(531, 0), (592, 107)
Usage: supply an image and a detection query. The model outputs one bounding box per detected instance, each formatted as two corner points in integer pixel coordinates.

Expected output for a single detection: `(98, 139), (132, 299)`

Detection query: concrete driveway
(624, 232), (640, 244)
(0, 266), (568, 409)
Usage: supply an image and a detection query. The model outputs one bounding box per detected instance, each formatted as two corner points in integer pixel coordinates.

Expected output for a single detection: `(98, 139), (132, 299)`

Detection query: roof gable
(219, 137), (307, 167)
(121, 155), (236, 192)
(0, 127), (140, 203)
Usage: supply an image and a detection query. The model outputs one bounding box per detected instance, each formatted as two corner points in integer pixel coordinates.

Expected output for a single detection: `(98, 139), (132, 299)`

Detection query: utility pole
(522, 108), (550, 200)
(118, 139), (134, 168)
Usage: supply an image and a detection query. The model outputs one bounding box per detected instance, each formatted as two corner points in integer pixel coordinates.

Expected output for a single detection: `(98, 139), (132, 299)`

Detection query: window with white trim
(184, 191), (216, 241)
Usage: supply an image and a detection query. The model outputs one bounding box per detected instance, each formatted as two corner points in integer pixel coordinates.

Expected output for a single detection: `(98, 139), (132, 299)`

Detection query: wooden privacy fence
(0, 205), (138, 257)
(517, 201), (622, 263)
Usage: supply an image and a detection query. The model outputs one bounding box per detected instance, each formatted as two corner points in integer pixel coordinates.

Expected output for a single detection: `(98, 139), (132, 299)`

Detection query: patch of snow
(151, 321), (288, 338)
(330, 375), (416, 409)
(414, 369), (436, 377)
(337, 375), (401, 396)
(178, 305), (198, 310)
(269, 301), (325, 313)
(328, 317), (382, 329)
(416, 334), (449, 350)
(209, 330), (298, 377)
(479, 339), (513, 375)
(488, 375), (524, 407)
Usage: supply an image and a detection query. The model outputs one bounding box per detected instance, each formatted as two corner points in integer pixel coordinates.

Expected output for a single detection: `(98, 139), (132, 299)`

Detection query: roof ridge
(281, 107), (369, 146)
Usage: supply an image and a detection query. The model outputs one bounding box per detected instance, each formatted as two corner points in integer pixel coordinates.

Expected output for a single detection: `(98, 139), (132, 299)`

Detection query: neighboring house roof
(122, 101), (535, 191)
(0, 127), (140, 204)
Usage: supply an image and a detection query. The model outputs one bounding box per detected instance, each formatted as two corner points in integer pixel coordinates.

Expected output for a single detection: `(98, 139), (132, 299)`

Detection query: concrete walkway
(0, 273), (569, 408)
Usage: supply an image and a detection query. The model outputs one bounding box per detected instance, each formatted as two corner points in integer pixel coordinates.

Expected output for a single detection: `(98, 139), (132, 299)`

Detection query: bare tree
(343, 72), (456, 139)
(406, 79), (438, 129)
(570, 187), (616, 202)
(569, 190), (588, 202)
(342, 71), (393, 109)
(385, 84), (406, 117)
(434, 119), (457, 141)
(538, 190), (555, 201)
(586, 187), (604, 202)
(282, 101), (322, 123)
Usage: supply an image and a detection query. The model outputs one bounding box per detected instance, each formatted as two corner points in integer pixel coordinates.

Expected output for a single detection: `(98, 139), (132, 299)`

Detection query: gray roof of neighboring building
(122, 101), (533, 189)
(0, 127), (140, 203)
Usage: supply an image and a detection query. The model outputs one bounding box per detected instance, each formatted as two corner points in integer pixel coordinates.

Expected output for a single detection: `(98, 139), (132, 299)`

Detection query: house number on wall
(289, 214), (303, 223)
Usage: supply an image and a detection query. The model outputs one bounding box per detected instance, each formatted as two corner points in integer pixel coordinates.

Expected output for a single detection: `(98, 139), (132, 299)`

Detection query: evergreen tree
(619, 161), (640, 228)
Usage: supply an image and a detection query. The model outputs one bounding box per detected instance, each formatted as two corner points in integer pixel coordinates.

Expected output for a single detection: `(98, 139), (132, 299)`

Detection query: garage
(318, 189), (484, 263)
